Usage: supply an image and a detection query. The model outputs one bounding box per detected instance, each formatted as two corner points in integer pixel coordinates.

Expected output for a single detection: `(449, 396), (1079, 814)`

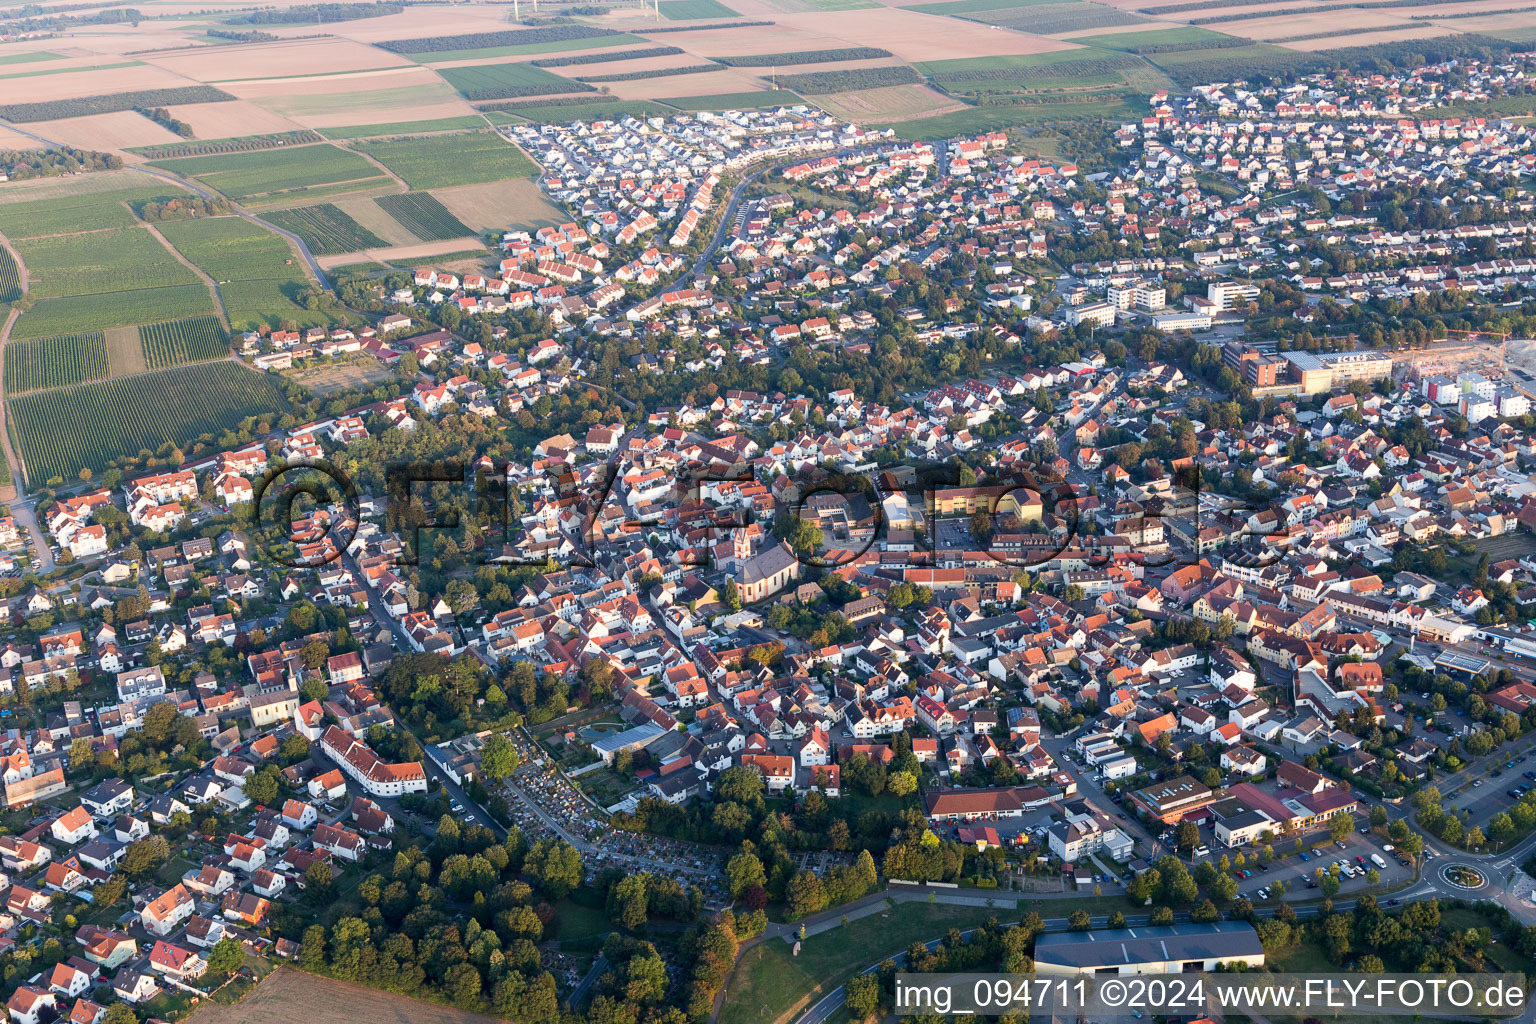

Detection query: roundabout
(1441, 864), (1488, 890)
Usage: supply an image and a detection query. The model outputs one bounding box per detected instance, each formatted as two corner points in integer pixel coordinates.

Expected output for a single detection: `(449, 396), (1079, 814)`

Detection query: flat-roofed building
(1034, 922), (1265, 975)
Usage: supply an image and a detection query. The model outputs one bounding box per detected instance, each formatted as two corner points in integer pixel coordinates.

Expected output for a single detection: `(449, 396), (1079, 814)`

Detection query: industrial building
(1034, 922), (1265, 975)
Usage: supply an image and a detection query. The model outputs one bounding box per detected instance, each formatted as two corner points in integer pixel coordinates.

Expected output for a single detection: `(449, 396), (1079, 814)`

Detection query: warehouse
(1033, 922), (1265, 975)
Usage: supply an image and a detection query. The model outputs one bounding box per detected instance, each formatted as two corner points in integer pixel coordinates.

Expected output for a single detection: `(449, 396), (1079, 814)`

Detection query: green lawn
(719, 901), (1014, 1024)
(353, 132), (538, 189)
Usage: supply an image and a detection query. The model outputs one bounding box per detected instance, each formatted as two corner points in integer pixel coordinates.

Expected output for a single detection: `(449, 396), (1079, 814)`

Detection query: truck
(1371, 853), (1387, 870)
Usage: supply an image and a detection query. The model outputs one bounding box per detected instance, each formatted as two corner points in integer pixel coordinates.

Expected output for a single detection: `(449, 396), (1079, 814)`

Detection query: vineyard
(354, 133), (538, 189)
(17, 227), (200, 300)
(230, 2), (401, 22)
(953, 0), (1147, 34)
(139, 315), (231, 370)
(0, 86), (235, 123)
(265, 204), (387, 255)
(3, 332), (108, 394)
(148, 145), (390, 202)
(0, 246), (19, 304)
(130, 130), (325, 161)
(9, 361), (289, 481)
(714, 47), (893, 66)
(924, 52), (1144, 95)
(10, 286), (216, 341)
(532, 46), (683, 68)
(0, 185), (185, 239)
(439, 62), (592, 101)
(158, 217), (330, 330)
(778, 66), (920, 93)
(658, 0), (737, 17)
(374, 192), (474, 241)
(641, 19), (770, 32)
(378, 25), (623, 54)
(577, 64), (719, 83)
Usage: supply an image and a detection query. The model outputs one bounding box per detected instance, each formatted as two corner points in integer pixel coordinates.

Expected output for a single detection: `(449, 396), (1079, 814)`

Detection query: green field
(438, 61), (582, 101)
(10, 286), (217, 341)
(1067, 26), (1233, 49)
(318, 115), (488, 139)
(16, 226), (200, 299)
(373, 192), (474, 241)
(878, 94), (1141, 137)
(265, 204), (388, 255)
(354, 132), (538, 189)
(407, 34), (645, 63)
(918, 49), (1145, 95)
(0, 246), (19, 304)
(3, 331), (109, 394)
(139, 315), (230, 369)
(947, 0), (1146, 32)
(148, 144), (391, 201)
(482, 100), (678, 123)
(0, 186), (189, 239)
(0, 51), (62, 65)
(9, 361), (289, 481)
(904, 0), (1053, 12)
(660, 0), (737, 17)
(719, 901), (1015, 1024)
(659, 89), (802, 109)
(157, 217), (331, 330)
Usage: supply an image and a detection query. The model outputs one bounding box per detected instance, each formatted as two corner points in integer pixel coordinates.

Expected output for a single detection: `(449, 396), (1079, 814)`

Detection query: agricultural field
(2, 331), (109, 394)
(1144, 42), (1311, 84)
(9, 360), (290, 482)
(16, 227), (199, 300)
(1069, 26), (1237, 50)
(0, 186), (184, 239)
(9, 286), (216, 341)
(147, 145), (391, 202)
(0, 86), (235, 123)
(157, 217), (331, 330)
(128, 130), (325, 160)
(438, 62), (588, 101)
(139, 315), (231, 370)
(353, 132), (538, 189)
(919, 50), (1147, 96)
(482, 99), (678, 123)
(778, 66), (921, 93)
(374, 192), (476, 241)
(318, 115), (487, 139)
(660, 0), (738, 18)
(379, 26), (630, 56)
(658, 90), (803, 109)
(0, 52), (62, 66)
(0, 246), (19, 304)
(947, 0), (1149, 33)
(904, 0), (1053, 13)
(265, 204), (388, 255)
(713, 48), (893, 66)
(283, 357), (393, 396)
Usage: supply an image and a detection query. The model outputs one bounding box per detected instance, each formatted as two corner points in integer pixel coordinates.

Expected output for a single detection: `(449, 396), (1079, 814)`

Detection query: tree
(121, 836), (170, 879)
(887, 770), (917, 797)
(103, 1004), (137, 1024)
(719, 579), (741, 612)
(726, 851), (766, 899)
(480, 732), (519, 781)
(1328, 811), (1353, 843)
(305, 861), (333, 905)
(845, 974), (880, 1022)
(1176, 820), (1200, 853)
(786, 870), (826, 919)
(609, 875), (648, 931)
(206, 937), (244, 976)
(244, 767), (280, 808)
(525, 837), (583, 899)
